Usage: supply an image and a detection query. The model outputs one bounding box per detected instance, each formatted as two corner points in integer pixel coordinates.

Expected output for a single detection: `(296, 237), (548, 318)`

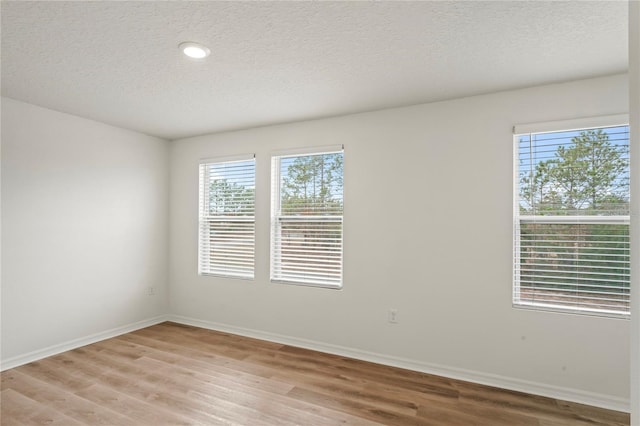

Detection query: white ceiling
(1, 1), (628, 140)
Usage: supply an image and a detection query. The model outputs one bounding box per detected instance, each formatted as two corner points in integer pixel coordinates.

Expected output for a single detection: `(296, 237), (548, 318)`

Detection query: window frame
(198, 154), (256, 280)
(270, 145), (344, 289)
(513, 115), (630, 318)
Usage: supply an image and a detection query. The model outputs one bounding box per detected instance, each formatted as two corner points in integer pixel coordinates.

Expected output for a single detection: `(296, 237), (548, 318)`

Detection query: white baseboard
(0, 315), (170, 371)
(168, 314), (630, 413)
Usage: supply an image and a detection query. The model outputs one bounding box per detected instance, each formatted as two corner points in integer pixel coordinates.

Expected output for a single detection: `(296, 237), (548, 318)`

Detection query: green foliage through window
(515, 125), (630, 316)
(272, 149), (344, 288)
(280, 153), (343, 216)
(199, 158), (256, 279)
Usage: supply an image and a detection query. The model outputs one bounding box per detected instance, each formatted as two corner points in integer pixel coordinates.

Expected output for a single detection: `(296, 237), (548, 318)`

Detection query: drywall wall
(170, 74), (630, 409)
(1, 98), (169, 364)
(629, 1), (640, 423)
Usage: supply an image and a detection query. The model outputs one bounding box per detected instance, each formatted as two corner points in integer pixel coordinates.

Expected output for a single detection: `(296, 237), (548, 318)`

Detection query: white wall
(629, 1), (640, 423)
(1, 98), (169, 364)
(170, 74), (630, 409)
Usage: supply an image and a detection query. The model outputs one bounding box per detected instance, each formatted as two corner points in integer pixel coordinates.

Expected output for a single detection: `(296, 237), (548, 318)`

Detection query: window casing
(514, 119), (630, 317)
(199, 156), (255, 279)
(271, 147), (344, 288)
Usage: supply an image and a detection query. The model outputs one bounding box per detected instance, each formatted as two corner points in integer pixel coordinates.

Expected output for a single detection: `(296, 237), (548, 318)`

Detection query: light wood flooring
(0, 322), (630, 425)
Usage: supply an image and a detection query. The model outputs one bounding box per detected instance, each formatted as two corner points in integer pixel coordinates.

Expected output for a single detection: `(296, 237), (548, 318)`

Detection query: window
(514, 117), (630, 317)
(271, 146), (344, 288)
(199, 156), (255, 279)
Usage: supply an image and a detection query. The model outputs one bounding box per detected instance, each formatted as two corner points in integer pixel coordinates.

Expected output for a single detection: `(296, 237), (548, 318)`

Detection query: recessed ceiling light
(179, 42), (210, 59)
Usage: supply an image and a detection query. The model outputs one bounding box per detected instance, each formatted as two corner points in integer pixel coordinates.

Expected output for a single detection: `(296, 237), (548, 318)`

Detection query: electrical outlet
(147, 286), (156, 296)
(388, 308), (398, 323)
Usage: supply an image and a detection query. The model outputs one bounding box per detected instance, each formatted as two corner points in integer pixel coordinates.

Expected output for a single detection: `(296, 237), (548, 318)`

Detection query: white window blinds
(515, 123), (630, 317)
(271, 147), (344, 288)
(199, 156), (255, 279)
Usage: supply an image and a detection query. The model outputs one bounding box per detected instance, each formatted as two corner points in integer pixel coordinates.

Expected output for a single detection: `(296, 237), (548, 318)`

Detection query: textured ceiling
(1, 1), (628, 140)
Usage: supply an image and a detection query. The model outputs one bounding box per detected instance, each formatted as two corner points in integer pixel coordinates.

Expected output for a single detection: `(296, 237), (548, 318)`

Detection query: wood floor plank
(73, 383), (198, 426)
(1, 388), (84, 426)
(246, 349), (459, 399)
(130, 356), (313, 426)
(10, 360), (94, 392)
(131, 327), (255, 361)
(287, 385), (435, 426)
(2, 370), (136, 425)
(0, 322), (630, 426)
(296, 376), (421, 416)
(264, 364), (426, 417)
(115, 332), (279, 379)
(417, 398), (541, 426)
(555, 400), (631, 426)
(453, 380), (614, 424)
(133, 355), (377, 426)
(95, 337), (295, 396)
(51, 350), (243, 425)
(68, 344), (336, 426)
